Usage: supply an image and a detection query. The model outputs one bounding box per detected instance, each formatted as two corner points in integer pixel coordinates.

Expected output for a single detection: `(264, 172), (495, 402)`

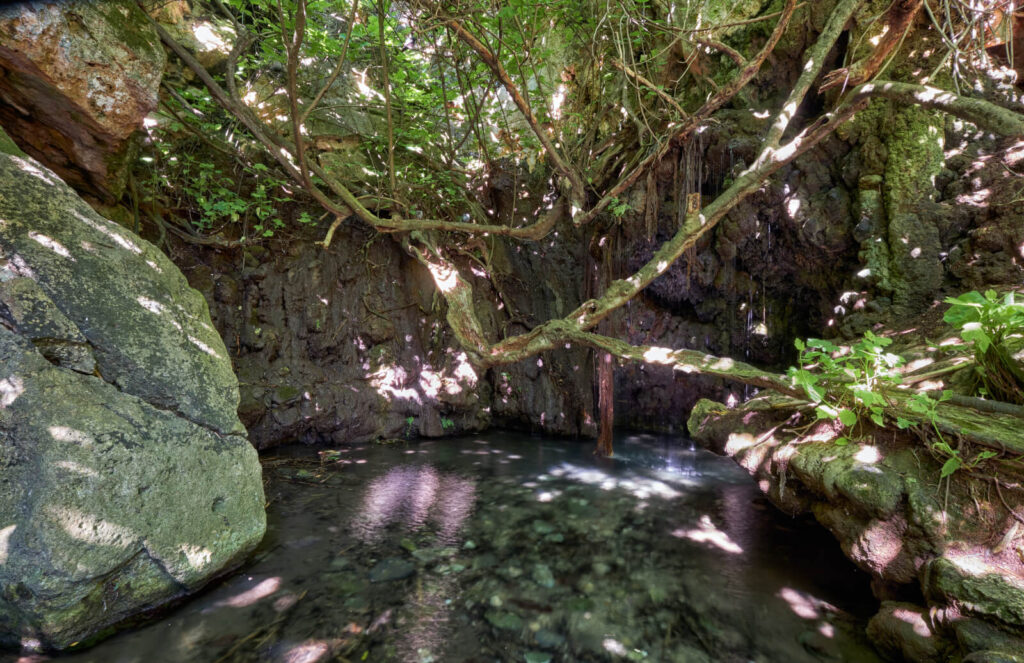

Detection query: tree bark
(820, 0), (925, 92)
(596, 351), (615, 456)
(848, 81), (1024, 136)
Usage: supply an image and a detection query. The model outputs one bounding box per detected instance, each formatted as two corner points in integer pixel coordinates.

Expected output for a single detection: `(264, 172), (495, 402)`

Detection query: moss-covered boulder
(0, 153), (265, 651)
(0, 153), (242, 434)
(688, 392), (1024, 661)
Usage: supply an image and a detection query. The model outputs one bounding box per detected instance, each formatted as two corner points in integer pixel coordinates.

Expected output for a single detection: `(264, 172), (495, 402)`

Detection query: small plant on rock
(788, 331), (904, 445)
(943, 290), (1024, 404)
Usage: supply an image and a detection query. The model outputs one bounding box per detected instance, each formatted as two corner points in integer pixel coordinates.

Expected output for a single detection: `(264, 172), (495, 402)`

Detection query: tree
(138, 0), (1024, 453)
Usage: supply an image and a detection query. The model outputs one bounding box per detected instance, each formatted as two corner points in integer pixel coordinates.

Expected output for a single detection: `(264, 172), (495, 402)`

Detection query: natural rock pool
(29, 432), (882, 662)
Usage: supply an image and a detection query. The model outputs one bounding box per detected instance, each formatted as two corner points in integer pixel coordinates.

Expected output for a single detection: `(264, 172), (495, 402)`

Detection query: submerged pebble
(368, 558), (415, 583)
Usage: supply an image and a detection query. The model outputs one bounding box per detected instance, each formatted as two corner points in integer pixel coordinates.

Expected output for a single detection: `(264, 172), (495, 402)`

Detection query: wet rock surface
(36, 433), (882, 663)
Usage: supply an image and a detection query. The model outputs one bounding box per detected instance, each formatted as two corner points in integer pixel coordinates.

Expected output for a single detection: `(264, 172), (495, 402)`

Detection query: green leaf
(807, 338), (838, 353)
(940, 457), (962, 478)
(816, 404), (839, 420)
(870, 412), (885, 427)
(961, 323), (992, 353)
(838, 409), (858, 427)
(896, 417), (913, 429)
(834, 436), (850, 446)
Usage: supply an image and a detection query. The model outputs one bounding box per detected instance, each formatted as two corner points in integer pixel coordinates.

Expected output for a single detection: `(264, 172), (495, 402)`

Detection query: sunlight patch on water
(353, 466), (476, 545)
(672, 515), (744, 554)
(545, 462), (683, 499)
(215, 577), (281, 608)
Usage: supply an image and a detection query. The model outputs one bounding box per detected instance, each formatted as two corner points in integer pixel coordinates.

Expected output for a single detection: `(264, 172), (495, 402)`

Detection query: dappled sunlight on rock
(54, 460), (99, 478)
(136, 296), (167, 315)
(369, 362), (420, 404)
(179, 544), (213, 570)
(282, 640), (330, 663)
(0, 525), (15, 565)
(27, 231), (73, 260)
(45, 506), (136, 549)
(0, 375), (23, 407)
(853, 520), (906, 577)
(854, 445), (882, 464)
(778, 587), (825, 620)
(12, 156), (60, 186)
(186, 334), (222, 358)
(892, 606), (933, 638)
(71, 210), (142, 255)
(47, 425), (94, 445)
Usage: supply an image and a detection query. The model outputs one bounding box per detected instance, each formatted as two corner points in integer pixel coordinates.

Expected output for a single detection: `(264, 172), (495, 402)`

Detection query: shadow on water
(17, 431), (882, 663)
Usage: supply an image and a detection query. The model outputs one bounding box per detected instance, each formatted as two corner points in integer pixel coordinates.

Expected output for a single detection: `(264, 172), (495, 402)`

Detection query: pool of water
(21, 432), (882, 663)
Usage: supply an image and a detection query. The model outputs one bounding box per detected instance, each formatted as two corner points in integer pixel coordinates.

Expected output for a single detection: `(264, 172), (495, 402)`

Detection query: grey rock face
(0, 276), (96, 373)
(0, 153), (243, 435)
(0, 153), (265, 650)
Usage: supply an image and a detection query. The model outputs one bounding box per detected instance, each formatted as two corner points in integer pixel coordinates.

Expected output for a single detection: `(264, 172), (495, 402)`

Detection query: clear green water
(28, 432), (881, 662)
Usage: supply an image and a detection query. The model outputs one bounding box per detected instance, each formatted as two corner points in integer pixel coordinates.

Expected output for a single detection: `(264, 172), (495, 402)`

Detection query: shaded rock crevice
(0, 0), (165, 204)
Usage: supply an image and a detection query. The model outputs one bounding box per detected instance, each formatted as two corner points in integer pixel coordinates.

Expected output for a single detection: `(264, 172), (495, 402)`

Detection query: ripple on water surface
(30, 432), (882, 663)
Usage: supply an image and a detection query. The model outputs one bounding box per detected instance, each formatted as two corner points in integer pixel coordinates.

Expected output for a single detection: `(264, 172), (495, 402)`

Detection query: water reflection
(350, 464), (477, 661)
(352, 465), (477, 546)
(30, 432), (878, 663)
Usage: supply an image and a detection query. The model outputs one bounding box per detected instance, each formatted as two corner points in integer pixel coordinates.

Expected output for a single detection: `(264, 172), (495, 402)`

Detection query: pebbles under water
(35, 432), (882, 663)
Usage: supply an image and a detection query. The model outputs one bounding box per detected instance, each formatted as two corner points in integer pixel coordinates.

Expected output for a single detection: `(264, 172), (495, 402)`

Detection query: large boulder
(0, 152), (265, 651)
(0, 0), (165, 203)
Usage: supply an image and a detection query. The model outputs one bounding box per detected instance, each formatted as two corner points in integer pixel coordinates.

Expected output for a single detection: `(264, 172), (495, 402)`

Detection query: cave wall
(119, 82), (1024, 448)
(170, 213), (599, 448)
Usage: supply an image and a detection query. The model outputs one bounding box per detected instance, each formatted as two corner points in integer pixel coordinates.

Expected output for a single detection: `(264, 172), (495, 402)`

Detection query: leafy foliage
(787, 294), (1021, 477)
(788, 331), (904, 445)
(944, 290), (1024, 404)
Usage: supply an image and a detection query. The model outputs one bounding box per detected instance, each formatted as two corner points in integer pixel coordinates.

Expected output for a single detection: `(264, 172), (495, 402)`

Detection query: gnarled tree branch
(849, 80), (1024, 136)
(573, 0), (799, 227)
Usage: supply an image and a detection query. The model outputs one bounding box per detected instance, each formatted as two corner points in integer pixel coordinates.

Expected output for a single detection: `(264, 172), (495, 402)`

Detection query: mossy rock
(925, 557), (1024, 629)
(0, 153), (265, 650)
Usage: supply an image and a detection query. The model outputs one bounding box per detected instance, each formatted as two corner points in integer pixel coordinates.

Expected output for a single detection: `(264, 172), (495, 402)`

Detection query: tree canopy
(137, 0), (1024, 449)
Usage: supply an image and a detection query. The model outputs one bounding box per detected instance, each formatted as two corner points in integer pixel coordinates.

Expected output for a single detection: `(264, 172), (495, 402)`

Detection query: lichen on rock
(0, 0), (165, 203)
(0, 153), (265, 651)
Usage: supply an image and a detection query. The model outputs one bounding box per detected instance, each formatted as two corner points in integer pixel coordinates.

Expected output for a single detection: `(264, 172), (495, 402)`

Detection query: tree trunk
(596, 350), (614, 456)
